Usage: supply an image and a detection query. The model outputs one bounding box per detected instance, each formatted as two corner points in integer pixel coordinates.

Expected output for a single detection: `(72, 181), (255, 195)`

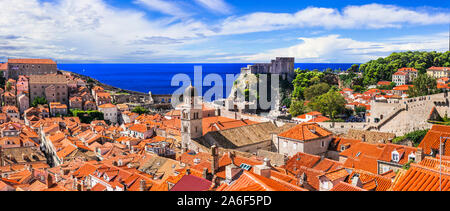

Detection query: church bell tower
(181, 85), (203, 152)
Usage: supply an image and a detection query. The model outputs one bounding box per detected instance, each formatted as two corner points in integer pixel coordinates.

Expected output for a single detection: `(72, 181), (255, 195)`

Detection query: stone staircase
(366, 103), (407, 131)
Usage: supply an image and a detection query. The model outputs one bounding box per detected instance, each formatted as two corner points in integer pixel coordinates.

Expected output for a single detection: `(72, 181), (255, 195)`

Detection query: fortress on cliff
(240, 57), (295, 82)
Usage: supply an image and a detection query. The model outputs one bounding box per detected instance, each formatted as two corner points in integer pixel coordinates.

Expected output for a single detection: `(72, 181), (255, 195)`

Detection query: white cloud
(134, 0), (190, 18)
(217, 4), (450, 35)
(194, 0), (232, 14)
(0, 1), (448, 62)
(242, 33), (449, 63)
(0, 0), (213, 62)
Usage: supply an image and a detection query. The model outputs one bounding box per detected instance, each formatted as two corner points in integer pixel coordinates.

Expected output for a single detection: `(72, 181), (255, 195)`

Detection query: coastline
(60, 69), (155, 96)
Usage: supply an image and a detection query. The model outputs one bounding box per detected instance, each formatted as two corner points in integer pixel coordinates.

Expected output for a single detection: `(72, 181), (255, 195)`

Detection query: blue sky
(0, 0), (449, 63)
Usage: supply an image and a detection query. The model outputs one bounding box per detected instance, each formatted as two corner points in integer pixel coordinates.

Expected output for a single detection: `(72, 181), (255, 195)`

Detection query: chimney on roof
(362, 134), (366, 142)
(416, 148), (423, 163)
(47, 174), (54, 189)
(86, 178), (92, 191)
(254, 158), (272, 178)
(228, 151), (236, 165)
(202, 167), (208, 180)
(140, 179), (146, 191)
(210, 175), (220, 190)
(30, 166), (35, 179)
(0, 147), (4, 166)
(186, 168), (191, 175)
(225, 162), (241, 183)
(211, 145), (219, 175)
(73, 177), (78, 190)
(297, 172), (307, 186)
(351, 174), (362, 187)
(120, 181), (127, 191)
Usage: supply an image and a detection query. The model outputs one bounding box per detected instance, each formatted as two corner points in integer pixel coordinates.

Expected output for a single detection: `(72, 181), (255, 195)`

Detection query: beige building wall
(273, 134), (332, 157)
(7, 63), (57, 79)
(427, 70), (450, 78)
(29, 75), (68, 105)
(99, 107), (118, 124)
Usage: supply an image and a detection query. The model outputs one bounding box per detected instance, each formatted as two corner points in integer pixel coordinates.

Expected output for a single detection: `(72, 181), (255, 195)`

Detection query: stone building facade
(69, 97), (83, 110)
(392, 68), (417, 85)
(29, 74), (69, 105)
(17, 93), (30, 114)
(2, 91), (16, 106)
(98, 103), (118, 124)
(427, 66), (450, 78)
(16, 75), (29, 96)
(6, 59), (57, 79)
(241, 57), (296, 81)
(273, 123), (333, 157)
(49, 102), (68, 116)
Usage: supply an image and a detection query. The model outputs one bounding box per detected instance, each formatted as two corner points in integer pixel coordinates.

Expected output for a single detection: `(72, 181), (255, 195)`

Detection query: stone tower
(181, 85), (203, 152)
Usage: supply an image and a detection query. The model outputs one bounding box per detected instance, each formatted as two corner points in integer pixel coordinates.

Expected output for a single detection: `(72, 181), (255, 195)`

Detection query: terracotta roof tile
(278, 123), (332, 141)
(8, 58), (56, 64)
(330, 181), (366, 191)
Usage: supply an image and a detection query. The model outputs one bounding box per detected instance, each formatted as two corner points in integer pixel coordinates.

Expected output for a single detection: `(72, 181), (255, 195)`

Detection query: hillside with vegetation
(287, 51), (450, 120)
(360, 51), (450, 86)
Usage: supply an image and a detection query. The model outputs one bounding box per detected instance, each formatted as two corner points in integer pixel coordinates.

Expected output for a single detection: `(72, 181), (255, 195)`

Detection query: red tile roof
(340, 142), (385, 174)
(278, 123), (332, 142)
(393, 85), (413, 91)
(347, 169), (393, 191)
(216, 171), (307, 191)
(398, 67), (417, 72)
(284, 152), (321, 173)
(98, 103), (116, 109)
(428, 66), (450, 71)
(8, 59), (56, 64)
(391, 157), (450, 191)
(169, 174), (212, 191)
(0, 63), (7, 70)
(378, 143), (417, 165)
(418, 125), (450, 156)
(129, 124), (149, 133)
(393, 71), (407, 76)
(330, 181), (366, 191)
(377, 81), (391, 86)
(307, 116), (330, 123)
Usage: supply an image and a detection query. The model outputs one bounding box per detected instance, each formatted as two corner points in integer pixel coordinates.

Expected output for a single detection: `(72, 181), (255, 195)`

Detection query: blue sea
(57, 63), (355, 98)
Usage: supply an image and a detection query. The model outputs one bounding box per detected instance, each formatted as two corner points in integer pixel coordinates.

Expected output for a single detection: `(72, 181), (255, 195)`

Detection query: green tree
(31, 97), (48, 107)
(377, 82), (396, 90)
(5, 81), (12, 92)
(289, 100), (308, 117)
(402, 160), (413, 170)
(132, 106), (150, 115)
(352, 85), (365, 93)
(308, 90), (346, 119)
(281, 96), (291, 108)
(354, 106), (367, 114)
(70, 109), (104, 124)
(347, 64), (360, 73)
(392, 129), (429, 147)
(303, 83), (330, 101)
(292, 69), (324, 100)
(360, 51), (450, 86)
(407, 74), (438, 97)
